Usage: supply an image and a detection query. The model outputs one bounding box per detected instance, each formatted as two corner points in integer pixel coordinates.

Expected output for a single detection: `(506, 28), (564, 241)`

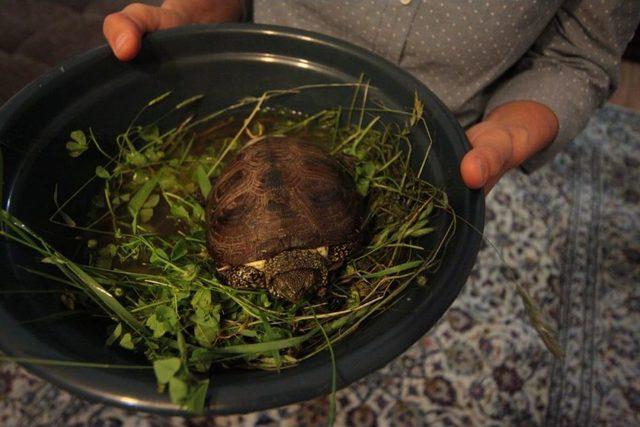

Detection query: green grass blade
(175, 94), (204, 110)
(312, 309), (337, 427)
(211, 331), (316, 354)
(0, 355), (151, 369)
(194, 165), (212, 199)
(0, 209), (146, 334)
(362, 260), (423, 279)
(128, 175), (159, 219)
(147, 91), (172, 106)
(63, 261), (147, 333)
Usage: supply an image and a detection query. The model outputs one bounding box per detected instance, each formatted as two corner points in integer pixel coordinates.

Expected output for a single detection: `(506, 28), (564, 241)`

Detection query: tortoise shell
(206, 137), (363, 266)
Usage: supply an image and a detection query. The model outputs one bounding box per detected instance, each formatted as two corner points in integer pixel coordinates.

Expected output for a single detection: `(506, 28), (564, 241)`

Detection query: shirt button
(400, 0), (412, 4)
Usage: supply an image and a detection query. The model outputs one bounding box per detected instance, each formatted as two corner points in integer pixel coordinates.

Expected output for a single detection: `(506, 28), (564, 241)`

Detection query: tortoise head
(264, 249), (328, 303)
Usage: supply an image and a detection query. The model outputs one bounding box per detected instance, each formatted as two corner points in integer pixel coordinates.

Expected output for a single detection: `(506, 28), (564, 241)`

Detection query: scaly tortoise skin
(205, 136), (363, 302)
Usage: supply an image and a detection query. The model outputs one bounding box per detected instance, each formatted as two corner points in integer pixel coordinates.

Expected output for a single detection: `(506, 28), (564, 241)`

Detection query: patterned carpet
(0, 104), (638, 426)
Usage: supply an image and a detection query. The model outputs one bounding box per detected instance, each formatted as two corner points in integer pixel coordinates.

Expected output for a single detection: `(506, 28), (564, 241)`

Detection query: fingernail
(115, 34), (128, 54)
(473, 158), (487, 185)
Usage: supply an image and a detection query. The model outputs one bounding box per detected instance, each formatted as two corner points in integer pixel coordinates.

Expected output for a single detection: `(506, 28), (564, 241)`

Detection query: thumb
(103, 3), (188, 61)
(460, 123), (514, 193)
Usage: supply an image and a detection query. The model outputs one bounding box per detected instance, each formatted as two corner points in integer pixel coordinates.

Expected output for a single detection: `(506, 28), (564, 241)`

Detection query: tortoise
(205, 136), (364, 303)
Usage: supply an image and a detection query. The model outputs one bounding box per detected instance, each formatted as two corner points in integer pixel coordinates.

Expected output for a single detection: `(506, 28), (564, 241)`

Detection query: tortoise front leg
(217, 264), (266, 289)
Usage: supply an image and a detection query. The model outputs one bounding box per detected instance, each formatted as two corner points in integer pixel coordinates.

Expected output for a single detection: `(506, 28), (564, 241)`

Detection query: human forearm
(483, 1), (639, 172)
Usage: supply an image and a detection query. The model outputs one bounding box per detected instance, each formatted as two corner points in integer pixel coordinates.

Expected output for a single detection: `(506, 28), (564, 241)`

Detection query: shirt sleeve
(484, 0), (640, 172)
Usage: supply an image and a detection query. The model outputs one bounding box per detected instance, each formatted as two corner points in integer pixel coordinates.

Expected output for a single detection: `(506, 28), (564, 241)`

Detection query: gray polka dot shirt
(253, 0), (640, 171)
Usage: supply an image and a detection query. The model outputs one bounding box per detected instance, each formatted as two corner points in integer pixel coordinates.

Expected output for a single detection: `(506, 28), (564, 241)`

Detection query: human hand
(460, 101), (559, 194)
(103, 0), (244, 61)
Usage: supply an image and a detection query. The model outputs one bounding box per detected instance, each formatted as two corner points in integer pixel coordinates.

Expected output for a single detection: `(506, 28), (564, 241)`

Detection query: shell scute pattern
(206, 137), (363, 266)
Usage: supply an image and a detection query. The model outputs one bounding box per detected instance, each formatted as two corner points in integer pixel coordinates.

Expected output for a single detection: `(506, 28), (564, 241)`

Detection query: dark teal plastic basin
(0, 24), (484, 415)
